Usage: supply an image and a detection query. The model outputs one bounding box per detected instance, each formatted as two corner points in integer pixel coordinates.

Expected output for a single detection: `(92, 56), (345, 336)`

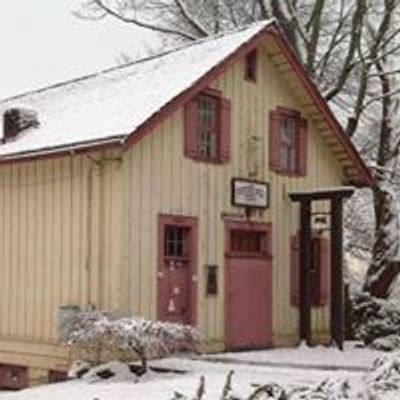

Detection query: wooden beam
(331, 198), (344, 350)
(299, 200), (312, 345)
(290, 187), (354, 202)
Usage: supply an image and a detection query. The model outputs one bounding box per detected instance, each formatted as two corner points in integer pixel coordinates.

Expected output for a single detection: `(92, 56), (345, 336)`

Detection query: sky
(0, 1), (156, 99)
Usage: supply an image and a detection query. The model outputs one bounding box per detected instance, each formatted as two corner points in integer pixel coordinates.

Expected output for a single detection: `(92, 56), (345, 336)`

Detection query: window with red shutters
(245, 49), (257, 82)
(198, 94), (219, 159)
(184, 89), (231, 163)
(269, 107), (308, 176)
(290, 233), (330, 307)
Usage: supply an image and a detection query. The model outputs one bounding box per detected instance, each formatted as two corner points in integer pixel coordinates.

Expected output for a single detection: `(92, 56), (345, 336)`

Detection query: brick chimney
(3, 107), (39, 142)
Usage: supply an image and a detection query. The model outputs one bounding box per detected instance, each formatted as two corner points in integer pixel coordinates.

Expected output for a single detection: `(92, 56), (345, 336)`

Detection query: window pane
(165, 226), (189, 257)
(230, 230), (266, 255)
(198, 95), (218, 159)
(280, 117), (297, 172)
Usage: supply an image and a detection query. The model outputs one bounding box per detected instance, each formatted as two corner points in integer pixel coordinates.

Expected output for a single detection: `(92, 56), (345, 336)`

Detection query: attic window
(3, 107), (39, 143)
(245, 50), (257, 82)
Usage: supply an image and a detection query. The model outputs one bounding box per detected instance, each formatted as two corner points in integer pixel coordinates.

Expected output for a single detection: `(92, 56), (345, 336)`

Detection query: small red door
(225, 222), (273, 349)
(158, 215), (197, 325)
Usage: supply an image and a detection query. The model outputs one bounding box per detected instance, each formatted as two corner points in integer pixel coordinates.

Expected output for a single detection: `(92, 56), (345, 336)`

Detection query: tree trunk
(363, 59), (400, 299)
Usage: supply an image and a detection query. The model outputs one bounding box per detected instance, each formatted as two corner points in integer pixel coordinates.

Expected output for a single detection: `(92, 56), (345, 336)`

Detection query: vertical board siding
(0, 40), (346, 364)
(123, 43), (344, 343)
(0, 152), (123, 344)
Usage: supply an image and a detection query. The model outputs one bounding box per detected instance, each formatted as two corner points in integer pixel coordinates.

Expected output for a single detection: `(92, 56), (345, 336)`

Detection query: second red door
(225, 222), (273, 349)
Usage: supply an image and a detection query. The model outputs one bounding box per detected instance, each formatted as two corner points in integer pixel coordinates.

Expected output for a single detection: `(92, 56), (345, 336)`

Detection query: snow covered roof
(0, 21), (273, 159)
(0, 20), (373, 186)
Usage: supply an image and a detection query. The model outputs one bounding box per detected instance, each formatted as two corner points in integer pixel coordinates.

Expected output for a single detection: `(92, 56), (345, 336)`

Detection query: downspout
(85, 156), (103, 310)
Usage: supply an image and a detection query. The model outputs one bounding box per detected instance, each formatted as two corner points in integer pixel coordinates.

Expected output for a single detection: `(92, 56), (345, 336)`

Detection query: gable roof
(0, 20), (372, 186)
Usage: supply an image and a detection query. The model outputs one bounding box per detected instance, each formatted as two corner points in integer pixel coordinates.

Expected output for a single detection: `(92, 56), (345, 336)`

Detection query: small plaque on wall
(231, 179), (269, 209)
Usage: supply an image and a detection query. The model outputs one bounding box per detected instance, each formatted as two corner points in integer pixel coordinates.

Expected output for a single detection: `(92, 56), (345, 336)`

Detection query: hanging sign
(231, 178), (269, 209)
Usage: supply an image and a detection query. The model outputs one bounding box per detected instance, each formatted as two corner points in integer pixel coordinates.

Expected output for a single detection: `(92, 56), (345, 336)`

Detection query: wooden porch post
(299, 199), (312, 345)
(290, 187), (354, 350)
(330, 197), (344, 350)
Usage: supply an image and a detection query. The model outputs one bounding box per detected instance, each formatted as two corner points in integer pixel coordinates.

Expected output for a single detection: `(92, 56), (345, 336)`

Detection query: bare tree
(74, 0), (400, 297)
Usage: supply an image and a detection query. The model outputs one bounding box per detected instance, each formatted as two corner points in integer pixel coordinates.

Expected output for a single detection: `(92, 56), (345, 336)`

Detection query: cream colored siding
(121, 43), (344, 345)
(0, 152), (124, 368)
(0, 38), (347, 370)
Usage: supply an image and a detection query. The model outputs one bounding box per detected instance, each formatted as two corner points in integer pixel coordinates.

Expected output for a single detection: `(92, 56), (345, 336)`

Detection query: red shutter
(297, 117), (308, 176)
(220, 97), (231, 162)
(269, 110), (281, 172)
(184, 98), (198, 158)
(290, 234), (300, 307)
(315, 237), (330, 307)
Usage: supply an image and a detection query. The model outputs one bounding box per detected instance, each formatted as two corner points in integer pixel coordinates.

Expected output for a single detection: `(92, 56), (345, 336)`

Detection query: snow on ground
(0, 361), (354, 400)
(0, 343), (390, 400)
(202, 341), (382, 371)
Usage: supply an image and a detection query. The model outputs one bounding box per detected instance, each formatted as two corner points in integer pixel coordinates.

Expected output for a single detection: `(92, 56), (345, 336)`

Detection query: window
(230, 229), (267, 257)
(198, 95), (219, 159)
(269, 108), (308, 176)
(184, 89), (231, 163)
(245, 50), (257, 82)
(280, 116), (298, 173)
(164, 226), (189, 258)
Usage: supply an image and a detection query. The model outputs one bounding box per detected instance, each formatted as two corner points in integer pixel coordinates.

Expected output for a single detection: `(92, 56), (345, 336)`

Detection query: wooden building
(0, 21), (372, 387)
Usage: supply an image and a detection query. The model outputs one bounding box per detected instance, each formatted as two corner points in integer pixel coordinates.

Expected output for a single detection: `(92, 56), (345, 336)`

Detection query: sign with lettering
(231, 179), (269, 209)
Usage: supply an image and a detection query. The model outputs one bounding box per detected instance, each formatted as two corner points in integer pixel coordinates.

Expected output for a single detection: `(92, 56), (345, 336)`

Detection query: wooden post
(289, 187), (354, 350)
(330, 197), (344, 350)
(299, 199), (312, 345)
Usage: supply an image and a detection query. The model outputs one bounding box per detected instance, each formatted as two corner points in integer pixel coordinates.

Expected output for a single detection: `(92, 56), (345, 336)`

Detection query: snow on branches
(172, 354), (400, 399)
(64, 311), (201, 371)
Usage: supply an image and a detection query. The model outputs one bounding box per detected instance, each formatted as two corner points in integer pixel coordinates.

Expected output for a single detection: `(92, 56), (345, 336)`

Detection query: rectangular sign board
(231, 179), (269, 209)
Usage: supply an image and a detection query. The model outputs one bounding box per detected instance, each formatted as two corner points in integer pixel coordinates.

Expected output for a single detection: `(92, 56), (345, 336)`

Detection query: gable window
(245, 50), (257, 82)
(184, 89), (231, 163)
(269, 107), (308, 176)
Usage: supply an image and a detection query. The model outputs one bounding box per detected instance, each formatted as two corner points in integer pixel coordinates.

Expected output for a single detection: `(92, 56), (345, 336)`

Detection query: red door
(225, 222), (273, 349)
(158, 215), (197, 325)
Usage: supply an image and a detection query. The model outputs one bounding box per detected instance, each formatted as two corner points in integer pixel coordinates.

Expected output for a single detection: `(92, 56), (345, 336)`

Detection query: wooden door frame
(157, 214), (198, 326)
(224, 220), (273, 349)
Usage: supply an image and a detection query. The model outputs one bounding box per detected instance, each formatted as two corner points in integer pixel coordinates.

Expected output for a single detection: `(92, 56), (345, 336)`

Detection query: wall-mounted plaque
(231, 179), (269, 209)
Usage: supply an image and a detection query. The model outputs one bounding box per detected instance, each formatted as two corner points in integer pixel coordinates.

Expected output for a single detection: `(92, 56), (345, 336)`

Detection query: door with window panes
(158, 216), (197, 325)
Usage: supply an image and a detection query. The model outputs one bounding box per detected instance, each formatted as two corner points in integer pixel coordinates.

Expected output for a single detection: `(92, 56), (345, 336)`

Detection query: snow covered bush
(352, 291), (400, 350)
(64, 311), (201, 372)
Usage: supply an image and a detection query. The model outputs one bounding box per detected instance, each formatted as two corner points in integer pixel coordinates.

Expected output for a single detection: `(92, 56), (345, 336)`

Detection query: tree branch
(270, 0), (301, 56)
(324, 0), (367, 101)
(174, 0), (209, 37)
(92, 0), (198, 41)
(255, 0), (269, 18)
(304, 0), (325, 74)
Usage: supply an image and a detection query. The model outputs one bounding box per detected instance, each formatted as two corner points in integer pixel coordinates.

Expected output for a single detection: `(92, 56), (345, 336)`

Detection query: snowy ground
(202, 341), (382, 371)
(0, 343), (392, 400)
